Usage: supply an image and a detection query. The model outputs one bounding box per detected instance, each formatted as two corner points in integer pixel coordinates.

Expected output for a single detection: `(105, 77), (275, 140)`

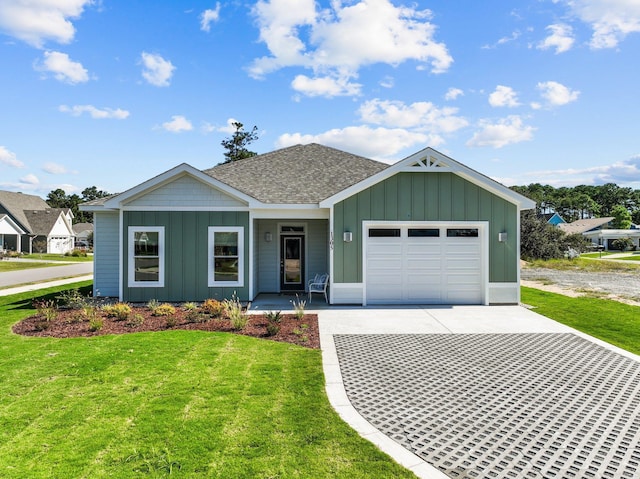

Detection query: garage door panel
(366, 224), (484, 304)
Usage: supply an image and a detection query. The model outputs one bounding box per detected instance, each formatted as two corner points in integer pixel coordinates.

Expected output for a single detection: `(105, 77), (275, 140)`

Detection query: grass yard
(614, 254), (640, 261)
(0, 283), (416, 479)
(0, 261), (60, 272)
(521, 287), (640, 355)
(22, 253), (93, 262)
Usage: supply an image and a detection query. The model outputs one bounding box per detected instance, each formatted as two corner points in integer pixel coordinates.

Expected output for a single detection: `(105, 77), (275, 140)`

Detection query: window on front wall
(129, 226), (164, 287)
(208, 227), (244, 287)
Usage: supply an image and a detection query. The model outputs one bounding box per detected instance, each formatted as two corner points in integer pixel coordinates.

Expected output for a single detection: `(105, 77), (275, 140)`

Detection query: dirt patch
(12, 307), (319, 349)
(521, 267), (640, 306)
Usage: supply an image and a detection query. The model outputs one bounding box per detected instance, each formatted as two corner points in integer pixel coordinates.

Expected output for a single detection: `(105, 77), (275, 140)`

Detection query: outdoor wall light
(343, 232), (353, 242)
(265, 232), (273, 242)
(498, 232), (507, 242)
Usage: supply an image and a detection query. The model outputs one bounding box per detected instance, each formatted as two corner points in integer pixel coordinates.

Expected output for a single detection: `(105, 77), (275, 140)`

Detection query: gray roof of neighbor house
(558, 217), (614, 235)
(0, 190), (49, 233)
(203, 143), (389, 204)
(23, 209), (71, 236)
(73, 222), (94, 234)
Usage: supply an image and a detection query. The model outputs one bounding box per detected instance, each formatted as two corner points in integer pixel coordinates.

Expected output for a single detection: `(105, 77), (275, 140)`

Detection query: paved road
(0, 262), (93, 288)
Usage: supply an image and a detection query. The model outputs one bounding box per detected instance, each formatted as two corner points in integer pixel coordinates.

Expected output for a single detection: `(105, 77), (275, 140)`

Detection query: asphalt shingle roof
(203, 143), (389, 204)
(23, 209), (70, 236)
(0, 191), (49, 233)
(558, 217), (614, 234)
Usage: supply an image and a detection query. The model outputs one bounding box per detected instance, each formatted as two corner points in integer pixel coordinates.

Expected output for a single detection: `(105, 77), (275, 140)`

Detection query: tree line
(46, 186), (110, 224)
(510, 182), (640, 225)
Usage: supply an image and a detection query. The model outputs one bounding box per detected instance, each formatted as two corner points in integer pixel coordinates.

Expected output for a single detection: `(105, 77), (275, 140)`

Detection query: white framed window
(208, 227), (244, 287)
(128, 226), (164, 287)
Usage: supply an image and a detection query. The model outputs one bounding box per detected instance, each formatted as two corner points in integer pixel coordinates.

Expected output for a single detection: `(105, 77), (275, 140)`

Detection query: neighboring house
(558, 216), (640, 250)
(540, 212), (566, 226)
(0, 191), (76, 254)
(73, 222), (94, 245)
(81, 144), (536, 305)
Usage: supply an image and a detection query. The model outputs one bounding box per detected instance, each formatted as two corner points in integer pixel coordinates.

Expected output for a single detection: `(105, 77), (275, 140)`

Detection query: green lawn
(0, 261), (60, 272)
(521, 287), (640, 355)
(580, 251), (616, 258)
(21, 253), (93, 262)
(0, 283), (415, 479)
(614, 255), (640, 261)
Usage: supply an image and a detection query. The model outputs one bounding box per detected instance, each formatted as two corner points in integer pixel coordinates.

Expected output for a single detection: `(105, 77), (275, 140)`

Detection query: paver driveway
(319, 306), (640, 479)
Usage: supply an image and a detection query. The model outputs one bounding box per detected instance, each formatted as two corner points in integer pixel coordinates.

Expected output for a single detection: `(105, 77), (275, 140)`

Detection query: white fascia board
(319, 147), (536, 210)
(103, 163), (258, 209)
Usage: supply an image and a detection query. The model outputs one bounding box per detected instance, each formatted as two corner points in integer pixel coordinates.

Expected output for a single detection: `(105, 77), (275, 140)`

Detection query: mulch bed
(12, 307), (320, 349)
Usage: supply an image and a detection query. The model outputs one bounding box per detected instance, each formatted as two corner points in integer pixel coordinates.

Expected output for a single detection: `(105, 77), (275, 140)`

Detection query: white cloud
(536, 81), (580, 107)
(250, 0), (452, 97)
(358, 99), (468, 139)
(379, 76), (394, 89)
(59, 104), (130, 119)
(160, 115), (193, 133)
(141, 52), (175, 87)
(36, 51), (89, 84)
(466, 115), (535, 148)
(0, 146), (25, 168)
(560, 0), (640, 49)
(42, 162), (67, 174)
(291, 74), (362, 97)
(488, 85), (520, 108)
(200, 4), (221, 32)
(537, 23), (575, 53)
(0, 0), (91, 48)
(444, 87), (463, 101)
(276, 125), (428, 162)
(20, 173), (40, 185)
(502, 155), (640, 187)
(482, 30), (521, 49)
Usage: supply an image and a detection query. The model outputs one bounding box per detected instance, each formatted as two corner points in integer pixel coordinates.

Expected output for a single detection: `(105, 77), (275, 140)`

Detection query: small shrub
(146, 299), (160, 314)
(266, 322), (280, 337)
(612, 237), (634, 251)
(290, 295), (306, 320)
(265, 310), (282, 323)
(103, 302), (131, 321)
(127, 314), (145, 328)
(224, 293), (248, 331)
(83, 305), (99, 323)
(56, 289), (89, 309)
(33, 299), (58, 322)
(293, 323), (309, 343)
(64, 248), (87, 257)
(152, 303), (176, 317)
(165, 316), (178, 328)
(89, 318), (104, 332)
(182, 302), (198, 311)
(202, 299), (224, 317)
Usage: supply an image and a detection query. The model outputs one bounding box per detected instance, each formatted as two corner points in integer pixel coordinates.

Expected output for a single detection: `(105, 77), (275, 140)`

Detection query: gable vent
(408, 155), (451, 170)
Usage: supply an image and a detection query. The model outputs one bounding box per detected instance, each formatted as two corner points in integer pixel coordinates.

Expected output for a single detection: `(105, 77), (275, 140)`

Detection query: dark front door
(280, 235), (305, 291)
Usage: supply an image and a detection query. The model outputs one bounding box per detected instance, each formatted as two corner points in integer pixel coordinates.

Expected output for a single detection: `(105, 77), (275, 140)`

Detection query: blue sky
(1, 0), (640, 197)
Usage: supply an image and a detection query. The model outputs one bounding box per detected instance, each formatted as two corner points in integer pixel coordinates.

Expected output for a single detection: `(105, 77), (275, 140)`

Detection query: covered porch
(252, 217), (329, 300)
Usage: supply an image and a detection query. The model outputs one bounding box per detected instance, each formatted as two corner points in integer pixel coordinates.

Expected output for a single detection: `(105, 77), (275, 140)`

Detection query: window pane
(214, 232), (238, 256)
(447, 228), (479, 237)
(408, 228), (440, 237)
(214, 258), (239, 282)
(134, 257), (159, 282)
(369, 228), (401, 237)
(134, 231), (159, 256)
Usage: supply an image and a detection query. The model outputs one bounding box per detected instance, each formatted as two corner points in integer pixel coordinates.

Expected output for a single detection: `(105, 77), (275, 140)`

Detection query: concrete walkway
(318, 306), (640, 479)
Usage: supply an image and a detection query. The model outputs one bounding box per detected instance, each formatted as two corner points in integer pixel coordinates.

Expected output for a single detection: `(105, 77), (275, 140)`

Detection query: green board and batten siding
(332, 172), (518, 284)
(123, 210), (249, 302)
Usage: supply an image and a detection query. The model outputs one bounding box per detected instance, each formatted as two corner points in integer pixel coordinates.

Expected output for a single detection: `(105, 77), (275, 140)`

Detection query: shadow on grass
(2, 283), (93, 311)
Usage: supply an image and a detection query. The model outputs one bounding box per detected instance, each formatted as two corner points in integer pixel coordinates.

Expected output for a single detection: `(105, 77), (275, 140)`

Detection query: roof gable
(0, 190), (49, 232)
(101, 163), (255, 210)
(558, 217), (614, 234)
(0, 214), (26, 235)
(319, 147), (537, 209)
(23, 209), (73, 236)
(204, 143), (388, 204)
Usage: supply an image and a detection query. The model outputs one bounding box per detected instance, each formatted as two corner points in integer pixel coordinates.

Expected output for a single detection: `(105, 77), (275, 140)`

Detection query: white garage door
(365, 225), (484, 304)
